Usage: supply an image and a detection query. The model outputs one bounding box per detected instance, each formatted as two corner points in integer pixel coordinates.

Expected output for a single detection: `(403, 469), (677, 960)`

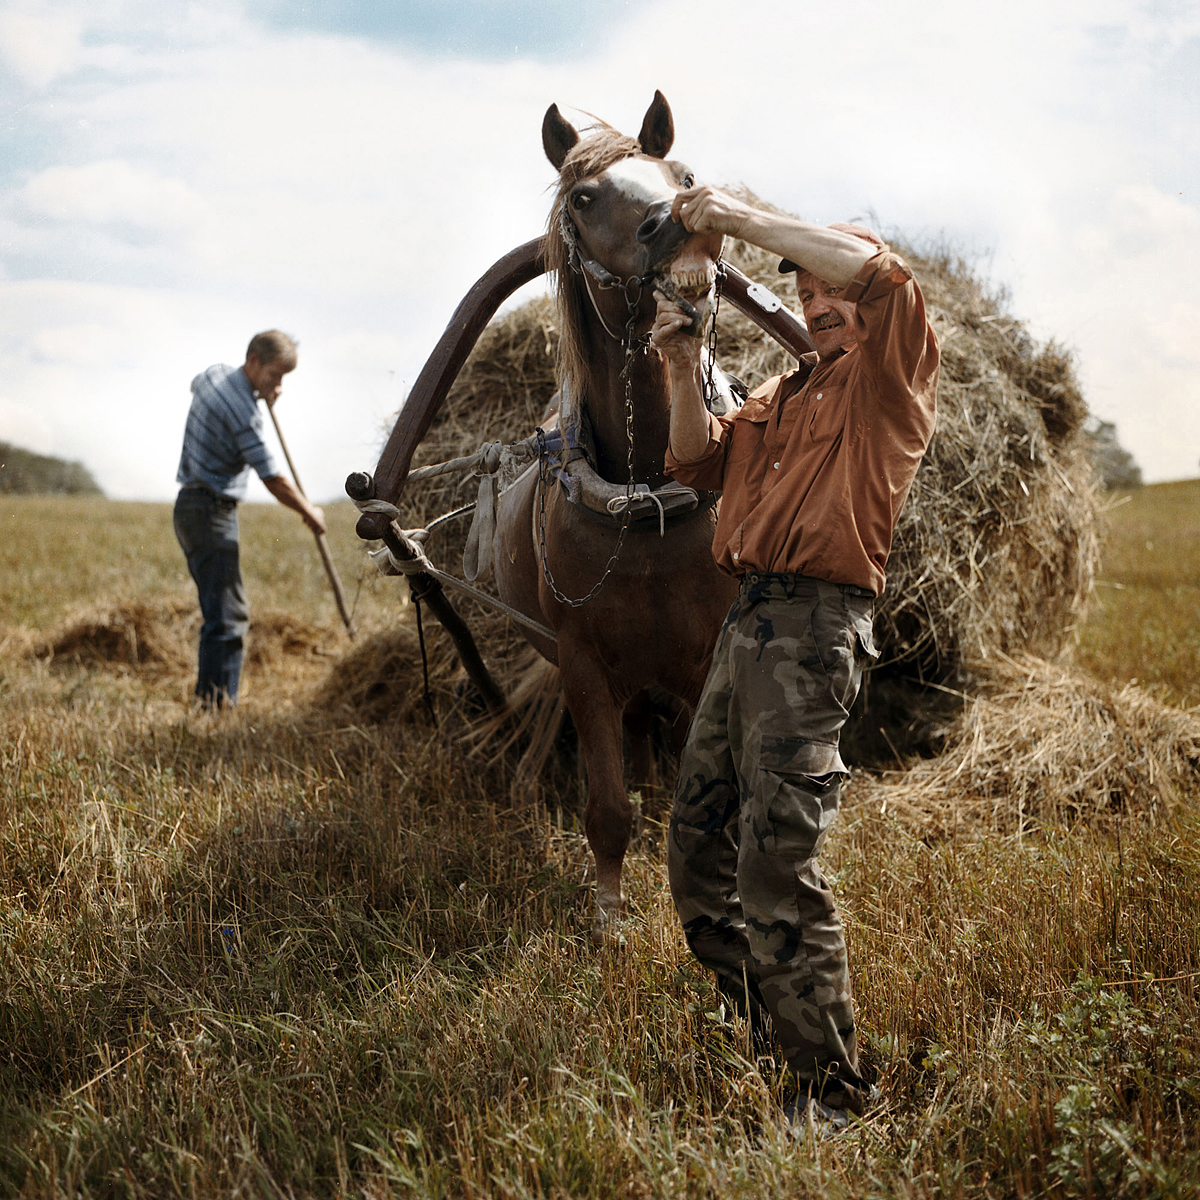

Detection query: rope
(606, 487), (668, 537)
(353, 497), (557, 643)
(412, 589), (435, 720)
(405, 434), (541, 484)
(398, 433), (550, 582)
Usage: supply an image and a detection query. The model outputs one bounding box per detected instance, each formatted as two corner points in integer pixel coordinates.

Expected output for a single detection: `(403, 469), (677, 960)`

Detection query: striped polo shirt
(176, 364), (280, 500)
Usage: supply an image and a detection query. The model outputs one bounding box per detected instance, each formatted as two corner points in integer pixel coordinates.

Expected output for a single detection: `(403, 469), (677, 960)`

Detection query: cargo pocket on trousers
(810, 608), (859, 716)
(851, 609), (879, 663)
(755, 738), (846, 861)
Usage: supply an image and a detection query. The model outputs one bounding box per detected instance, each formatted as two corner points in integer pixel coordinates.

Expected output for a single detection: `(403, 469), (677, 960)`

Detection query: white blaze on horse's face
(604, 157), (678, 207)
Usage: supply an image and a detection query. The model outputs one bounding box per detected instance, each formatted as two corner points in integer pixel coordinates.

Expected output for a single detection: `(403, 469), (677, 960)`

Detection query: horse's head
(543, 92), (725, 341)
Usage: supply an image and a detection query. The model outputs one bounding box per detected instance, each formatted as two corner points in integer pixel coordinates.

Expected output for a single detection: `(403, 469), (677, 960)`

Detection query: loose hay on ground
(31, 599), (334, 678)
(849, 654), (1200, 835)
(34, 598), (195, 672)
(244, 610), (337, 666)
(311, 620), (432, 725)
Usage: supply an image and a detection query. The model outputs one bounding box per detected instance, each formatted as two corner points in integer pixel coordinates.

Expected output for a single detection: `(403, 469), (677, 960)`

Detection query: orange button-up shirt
(665, 251), (939, 596)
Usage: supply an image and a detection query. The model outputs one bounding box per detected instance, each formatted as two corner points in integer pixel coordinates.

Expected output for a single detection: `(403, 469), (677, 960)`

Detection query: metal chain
(536, 280), (642, 607)
(703, 258), (725, 411)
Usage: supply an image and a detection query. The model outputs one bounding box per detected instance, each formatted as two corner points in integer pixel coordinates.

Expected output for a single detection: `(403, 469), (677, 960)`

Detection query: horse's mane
(545, 124), (641, 409)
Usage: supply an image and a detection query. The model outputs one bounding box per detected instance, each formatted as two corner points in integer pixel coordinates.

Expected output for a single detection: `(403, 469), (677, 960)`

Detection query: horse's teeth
(671, 268), (716, 292)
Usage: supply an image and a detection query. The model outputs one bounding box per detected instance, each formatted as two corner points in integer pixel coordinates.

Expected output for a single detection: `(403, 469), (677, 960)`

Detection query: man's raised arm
(671, 186), (874, 286)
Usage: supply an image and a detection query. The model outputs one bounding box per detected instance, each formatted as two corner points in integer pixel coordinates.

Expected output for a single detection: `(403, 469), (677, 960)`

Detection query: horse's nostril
(635, 216), (661, 243)
(636, 200), (673, 244)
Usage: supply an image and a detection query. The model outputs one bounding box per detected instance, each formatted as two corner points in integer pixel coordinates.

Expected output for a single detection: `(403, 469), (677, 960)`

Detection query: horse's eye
(682, 173), (695, 188)
(573, 192), (591, 211)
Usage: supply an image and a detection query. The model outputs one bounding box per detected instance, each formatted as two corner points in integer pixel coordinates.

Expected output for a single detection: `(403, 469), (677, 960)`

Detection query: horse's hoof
(591, 922), (624, 949)
(591, 906), (632, 948)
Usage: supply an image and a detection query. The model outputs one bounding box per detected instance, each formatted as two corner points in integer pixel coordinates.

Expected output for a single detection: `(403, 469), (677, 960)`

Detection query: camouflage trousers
(668, 573), (878, 1114)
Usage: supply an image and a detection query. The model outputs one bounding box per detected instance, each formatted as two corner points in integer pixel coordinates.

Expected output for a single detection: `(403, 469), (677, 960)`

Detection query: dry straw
(31, 600), (331, 675)
(33, 598), (196, 672)
(849, 654), (1200, 835)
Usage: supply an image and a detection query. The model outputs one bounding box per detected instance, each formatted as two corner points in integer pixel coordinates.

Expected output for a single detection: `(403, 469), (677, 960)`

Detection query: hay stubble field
(1, 484), (1199, 1198)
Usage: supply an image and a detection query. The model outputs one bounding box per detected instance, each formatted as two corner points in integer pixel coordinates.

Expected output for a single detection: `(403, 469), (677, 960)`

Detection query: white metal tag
(744, 281), (784, 313)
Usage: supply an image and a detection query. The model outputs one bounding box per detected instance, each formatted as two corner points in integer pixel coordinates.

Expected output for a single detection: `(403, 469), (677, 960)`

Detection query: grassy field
(1, 486), (1199, 1198)
(1075, 480), (1200, 709)
(0, 498), (392, 632)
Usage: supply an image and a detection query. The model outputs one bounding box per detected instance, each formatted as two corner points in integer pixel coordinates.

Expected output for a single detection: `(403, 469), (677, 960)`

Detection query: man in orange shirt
(651, 187), (939, 1130)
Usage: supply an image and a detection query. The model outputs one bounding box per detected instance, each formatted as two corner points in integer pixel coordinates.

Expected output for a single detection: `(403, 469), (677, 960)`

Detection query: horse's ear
(542, 103), (580, 170)
(637, 90), (674, 159)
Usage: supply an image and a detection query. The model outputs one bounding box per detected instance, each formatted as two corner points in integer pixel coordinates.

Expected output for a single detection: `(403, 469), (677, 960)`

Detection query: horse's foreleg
(560, 666), (630, 941)
(623, 691), (658, 794)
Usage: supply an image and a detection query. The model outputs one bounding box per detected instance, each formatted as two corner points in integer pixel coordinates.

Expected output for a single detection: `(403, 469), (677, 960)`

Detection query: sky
(0, 0), (1197, 503)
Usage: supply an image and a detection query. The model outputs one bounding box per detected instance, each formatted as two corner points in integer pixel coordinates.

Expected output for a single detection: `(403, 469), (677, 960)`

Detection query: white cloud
(1085, 184), (1200, 263)
(1162, 302), (1200, 364)
(1003, 181), (1200, 481)
(30, 320), (127, 368)
(17, 160), (213, 240)
(0, 6), (82, 88)
(0, 398), (55, 454)
(0, 277), (443, 501)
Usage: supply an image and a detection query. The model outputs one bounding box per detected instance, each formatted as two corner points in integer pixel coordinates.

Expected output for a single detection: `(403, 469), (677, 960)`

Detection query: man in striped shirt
(174, 329), (325, 708)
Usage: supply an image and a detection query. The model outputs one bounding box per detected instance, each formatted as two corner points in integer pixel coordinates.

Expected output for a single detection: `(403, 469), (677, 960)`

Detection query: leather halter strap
(560, 209), (646, 344)
(580, 264), (639, 343)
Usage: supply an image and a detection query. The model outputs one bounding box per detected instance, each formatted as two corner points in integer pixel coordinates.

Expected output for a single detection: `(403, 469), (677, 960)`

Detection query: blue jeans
(174, 488), (250, 707)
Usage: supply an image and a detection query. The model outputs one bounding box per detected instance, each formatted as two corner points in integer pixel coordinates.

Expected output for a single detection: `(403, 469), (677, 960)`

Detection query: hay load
(881, 247), (1099, 674)
(398, 196), (1101, 689)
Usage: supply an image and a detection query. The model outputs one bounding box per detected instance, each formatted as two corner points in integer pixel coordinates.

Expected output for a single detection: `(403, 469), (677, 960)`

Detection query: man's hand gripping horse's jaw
(650, 231), (725, 337)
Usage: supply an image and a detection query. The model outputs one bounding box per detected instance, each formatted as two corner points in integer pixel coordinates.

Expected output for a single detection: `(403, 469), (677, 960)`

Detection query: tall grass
(1075, 480), (1200, 708)
(0, 498), (388, 631)
(1, 487), (1199, 1198)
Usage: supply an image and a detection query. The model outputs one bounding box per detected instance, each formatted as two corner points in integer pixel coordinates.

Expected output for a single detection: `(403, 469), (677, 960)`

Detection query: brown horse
(493, 93), (739, 936)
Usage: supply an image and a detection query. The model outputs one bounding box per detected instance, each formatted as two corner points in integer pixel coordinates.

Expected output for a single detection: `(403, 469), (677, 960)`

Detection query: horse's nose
(636, 200), (674, 245)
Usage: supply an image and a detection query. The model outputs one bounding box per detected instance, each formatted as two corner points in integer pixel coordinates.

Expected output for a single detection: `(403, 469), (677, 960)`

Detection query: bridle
(558, 207), (648, 341)
(536, 192), (725, 608)
(557, 202), (725, 405)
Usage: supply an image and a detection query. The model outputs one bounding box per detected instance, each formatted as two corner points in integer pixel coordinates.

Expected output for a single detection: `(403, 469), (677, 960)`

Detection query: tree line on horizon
(1084, 418), (1142, 490)
(0, 441), (103, 496)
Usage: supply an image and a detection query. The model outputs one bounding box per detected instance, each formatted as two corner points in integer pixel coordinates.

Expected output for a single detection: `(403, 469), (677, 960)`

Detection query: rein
(581, 268), (638, 342)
